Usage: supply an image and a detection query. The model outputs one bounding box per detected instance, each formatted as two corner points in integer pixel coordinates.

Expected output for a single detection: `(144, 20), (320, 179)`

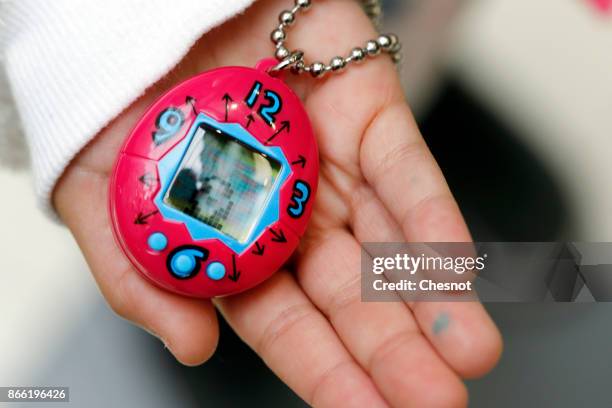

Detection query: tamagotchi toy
(109, 59), (318, 298)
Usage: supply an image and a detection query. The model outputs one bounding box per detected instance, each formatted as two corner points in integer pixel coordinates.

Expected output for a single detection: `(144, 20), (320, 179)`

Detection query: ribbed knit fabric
(0, 0), (255, 218)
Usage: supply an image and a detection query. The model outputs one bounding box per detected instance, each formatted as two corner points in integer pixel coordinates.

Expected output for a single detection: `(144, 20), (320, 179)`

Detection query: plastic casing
(109, 60), (319, 298)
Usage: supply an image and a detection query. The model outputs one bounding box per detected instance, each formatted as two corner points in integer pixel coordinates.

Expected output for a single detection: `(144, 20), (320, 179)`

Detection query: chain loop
(270, 0), (402, 78)
(268, 50), (305, 75)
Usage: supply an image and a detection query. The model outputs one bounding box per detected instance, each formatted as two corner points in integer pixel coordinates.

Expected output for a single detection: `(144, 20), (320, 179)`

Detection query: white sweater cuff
(1, 0), (255, 218)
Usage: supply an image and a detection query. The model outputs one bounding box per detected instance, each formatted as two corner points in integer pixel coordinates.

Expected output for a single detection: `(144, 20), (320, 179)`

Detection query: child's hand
(54, 1), (501, 406)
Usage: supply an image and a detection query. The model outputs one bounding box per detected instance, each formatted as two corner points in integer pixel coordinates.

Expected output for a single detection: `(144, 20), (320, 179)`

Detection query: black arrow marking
(246, 114), (255, 129)
(223, 94), (233, 122)
(134, 210), (159, 225)
(266, 120), (291, 144)
(252, 242), (265, 256)
(291, 155), (307, 168)
(270, 228), (287, 243)
(138, 173), (158, 187)
(186, 96), (198, 115)
(229, 254), (241, 282)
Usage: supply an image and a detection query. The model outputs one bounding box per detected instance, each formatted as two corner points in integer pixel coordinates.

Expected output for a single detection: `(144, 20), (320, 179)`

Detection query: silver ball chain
(270, 0), (402, 77)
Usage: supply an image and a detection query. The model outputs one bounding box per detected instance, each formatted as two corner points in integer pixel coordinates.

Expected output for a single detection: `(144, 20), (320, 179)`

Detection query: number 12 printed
(246, 81), (283, 126)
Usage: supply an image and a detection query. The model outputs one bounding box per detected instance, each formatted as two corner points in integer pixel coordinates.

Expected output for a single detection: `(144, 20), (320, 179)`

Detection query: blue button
(206, 262), (226, 281)
(147, 233), (168, 252)
(171, 254), (196, 278)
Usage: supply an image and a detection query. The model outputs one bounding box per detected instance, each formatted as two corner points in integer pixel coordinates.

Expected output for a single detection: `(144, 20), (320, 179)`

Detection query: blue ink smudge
(433, 312), (451, 335)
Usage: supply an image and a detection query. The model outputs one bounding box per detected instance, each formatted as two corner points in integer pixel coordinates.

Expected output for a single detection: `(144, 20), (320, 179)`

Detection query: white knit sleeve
(0, 0), (255, 217)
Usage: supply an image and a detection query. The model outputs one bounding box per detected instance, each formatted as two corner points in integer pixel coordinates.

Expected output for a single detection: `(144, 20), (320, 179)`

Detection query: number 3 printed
(287, 180), (311, 218)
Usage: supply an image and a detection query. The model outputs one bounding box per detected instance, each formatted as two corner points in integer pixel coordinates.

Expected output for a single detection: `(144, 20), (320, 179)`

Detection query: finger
(349, 184), (405, 242)
(215, 272), (387, 408)
(272, 0), (467, 241)
(298, 230), (468, 408)
(350, 190), (502, 378)
(279, 0), (469, 242)
(55, 166), (219, 366)
(360, 102), (472, 242)
(412, 301), (503, 378)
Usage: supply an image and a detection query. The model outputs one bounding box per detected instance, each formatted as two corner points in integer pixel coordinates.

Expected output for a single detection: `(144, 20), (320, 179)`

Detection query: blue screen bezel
(154, 113), (291, 254)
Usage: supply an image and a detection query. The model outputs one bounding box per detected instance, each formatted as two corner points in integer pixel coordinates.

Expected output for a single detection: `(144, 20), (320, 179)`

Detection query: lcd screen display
(164, 125), (281, 242)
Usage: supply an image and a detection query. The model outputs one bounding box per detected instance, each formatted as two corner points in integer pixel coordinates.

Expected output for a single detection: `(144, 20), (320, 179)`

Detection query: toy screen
(164, 124), (281, 242)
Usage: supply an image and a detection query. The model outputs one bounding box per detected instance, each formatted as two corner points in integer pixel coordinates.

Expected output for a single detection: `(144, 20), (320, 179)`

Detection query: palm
(54, 1), (501, 407)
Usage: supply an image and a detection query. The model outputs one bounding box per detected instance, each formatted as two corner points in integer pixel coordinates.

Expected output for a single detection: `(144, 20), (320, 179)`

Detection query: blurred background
(2, 0), (612, 406)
